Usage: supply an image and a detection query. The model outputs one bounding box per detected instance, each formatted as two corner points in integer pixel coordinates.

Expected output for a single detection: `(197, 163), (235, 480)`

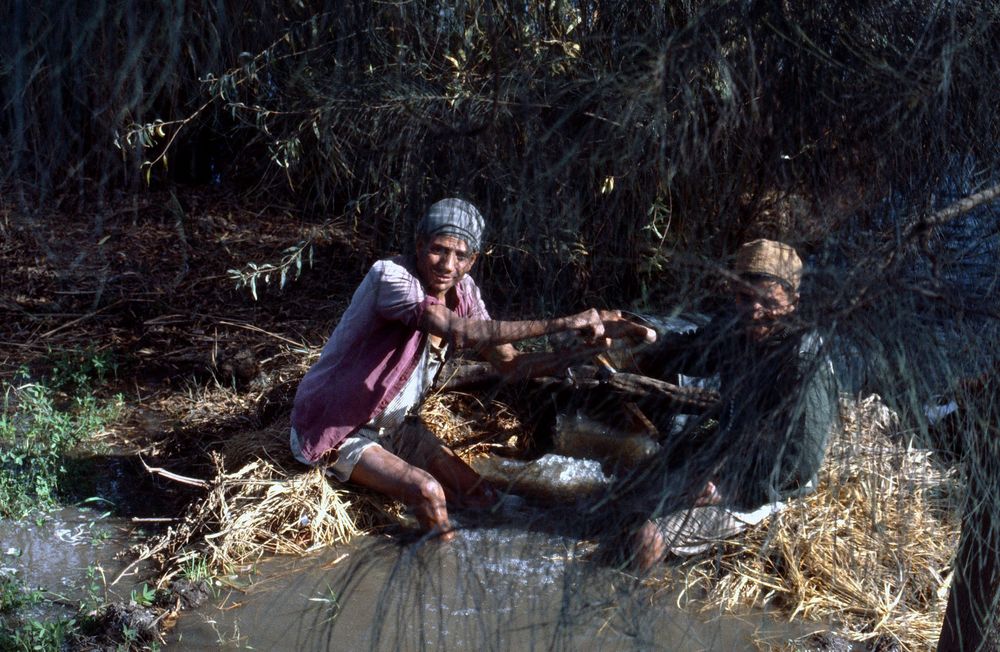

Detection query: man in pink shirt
(291, 198), (648, 540)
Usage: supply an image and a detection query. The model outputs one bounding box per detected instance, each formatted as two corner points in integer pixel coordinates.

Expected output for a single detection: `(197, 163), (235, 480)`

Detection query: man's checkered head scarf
(416, 198), (486, 253)
(734, 239), (803, 293)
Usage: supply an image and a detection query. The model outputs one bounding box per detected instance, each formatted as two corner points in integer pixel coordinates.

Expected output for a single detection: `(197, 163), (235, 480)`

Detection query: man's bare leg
(631, 520), (667, 574)
(401, 420), (498, 509)
(424, 444), (498, 509)
(630, 481), (718, 573)
(348, 446), (455, 541)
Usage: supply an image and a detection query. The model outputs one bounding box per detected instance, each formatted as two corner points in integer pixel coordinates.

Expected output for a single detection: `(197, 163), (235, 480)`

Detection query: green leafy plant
(44, 347), (118, 395)
(129, 583), (156, 608)
(0, 382), (123, 519)
(180, 555), (211, 583)
(0, 617), (74, 651)
(227, 240), (315, 300)
(0, 574), (73, 652)
(82, 565), (107, 612)
(0, 574), (43, 614)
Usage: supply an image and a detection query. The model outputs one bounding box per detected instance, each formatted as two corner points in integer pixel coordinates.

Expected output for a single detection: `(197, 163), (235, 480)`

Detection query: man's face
(416, 235), (477, 299)
(733, 278), (797, 341)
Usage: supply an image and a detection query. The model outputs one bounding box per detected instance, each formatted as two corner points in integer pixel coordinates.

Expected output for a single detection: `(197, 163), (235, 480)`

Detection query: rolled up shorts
(651, 501), (786, 556)
(290, 417), (444, 483)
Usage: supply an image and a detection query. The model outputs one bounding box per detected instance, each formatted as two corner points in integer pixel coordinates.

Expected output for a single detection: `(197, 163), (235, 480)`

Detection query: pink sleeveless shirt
(290, 256), (490, 462)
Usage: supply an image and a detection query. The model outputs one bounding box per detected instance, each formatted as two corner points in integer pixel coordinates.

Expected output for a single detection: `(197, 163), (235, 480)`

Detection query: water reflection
(0, 506), (142, 619)
(169, 515), (822, 651)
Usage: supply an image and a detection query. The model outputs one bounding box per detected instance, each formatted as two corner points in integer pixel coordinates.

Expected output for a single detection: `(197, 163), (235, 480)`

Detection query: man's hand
(599, 310), (657, 344)
(563, 308), (606, 345)
(554, 309), (656, 349)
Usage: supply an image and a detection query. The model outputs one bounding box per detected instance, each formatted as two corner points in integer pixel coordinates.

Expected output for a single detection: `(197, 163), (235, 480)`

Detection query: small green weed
(44, 347), (118, 395)
(0, 616), (74, 651)
(180, 555), (211, 582)
(0, 574), (73, 652)
(0, 381), (123, 519)
(118, 624), (140, 650)
(129, 583), (156, 608)
(308, 583), (341, 625)
(82, 564), (107, 611)
(0, 573), (42, 614)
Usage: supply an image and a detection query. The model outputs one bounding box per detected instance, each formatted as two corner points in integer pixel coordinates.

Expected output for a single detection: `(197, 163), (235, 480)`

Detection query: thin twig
(922, 181), (1000, 229)
(140, 456), (210, 489)
(217, 319), (309, 349)
(30, 301), (123, 341)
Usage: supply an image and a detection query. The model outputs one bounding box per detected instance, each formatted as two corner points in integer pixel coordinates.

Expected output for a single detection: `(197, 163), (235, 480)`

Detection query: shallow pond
(0, 505), (148, 621)
(167, 515), (830, 651)
(164, 439), (854, 651)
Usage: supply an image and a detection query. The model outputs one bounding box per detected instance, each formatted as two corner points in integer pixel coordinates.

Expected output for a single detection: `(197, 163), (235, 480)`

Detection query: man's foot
(694, 481), (722, 507)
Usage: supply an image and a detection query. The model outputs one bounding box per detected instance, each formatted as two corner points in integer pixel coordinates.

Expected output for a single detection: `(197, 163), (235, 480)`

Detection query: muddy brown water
(0, 506), (147, 620)
(0, 453), (849, 650)
(167, 527), (827, 651)
(166, 454), (834, 651)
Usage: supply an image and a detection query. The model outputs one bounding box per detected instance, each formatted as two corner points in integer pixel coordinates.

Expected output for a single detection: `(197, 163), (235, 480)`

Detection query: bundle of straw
(677, 395), (961, 651)
(133, 424), (401, 579)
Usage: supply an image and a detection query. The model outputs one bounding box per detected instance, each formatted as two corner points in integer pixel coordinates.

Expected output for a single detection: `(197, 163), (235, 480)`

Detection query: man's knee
(631, 520), (667, 571)
(394, 418), (448, 467)
(408, 475), (446, 508)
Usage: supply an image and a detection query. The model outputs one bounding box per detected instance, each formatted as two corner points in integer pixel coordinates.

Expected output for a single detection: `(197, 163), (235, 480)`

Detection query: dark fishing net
(3, 1), (1000, 650)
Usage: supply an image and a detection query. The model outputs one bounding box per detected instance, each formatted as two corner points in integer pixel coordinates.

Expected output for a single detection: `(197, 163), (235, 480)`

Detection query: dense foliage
(4, 1), (998, 309)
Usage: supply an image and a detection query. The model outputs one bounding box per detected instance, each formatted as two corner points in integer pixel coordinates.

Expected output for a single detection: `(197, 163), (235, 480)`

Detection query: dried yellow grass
(675, 395), (961, 651)
(131, 420), (401, 580)
(200, 459), (364, 564)
(419, 390), (526, 458)
(133, 392), (505, 581)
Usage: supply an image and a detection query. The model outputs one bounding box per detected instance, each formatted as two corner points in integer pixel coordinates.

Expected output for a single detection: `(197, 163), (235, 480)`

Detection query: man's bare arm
(479, 312), (657, 379)
(420, 304), (605, 349)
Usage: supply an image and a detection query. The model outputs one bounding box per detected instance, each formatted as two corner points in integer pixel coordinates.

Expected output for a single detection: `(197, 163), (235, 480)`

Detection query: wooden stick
(140, 456), (210, 489)
(606, 372), (720, 412)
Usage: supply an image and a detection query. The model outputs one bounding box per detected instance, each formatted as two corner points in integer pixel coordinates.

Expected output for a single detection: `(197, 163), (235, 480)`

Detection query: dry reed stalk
(420, 390), (526, 459)
(676, 395), (961, 651)
(201, 461), (362, 566)
(133, 424), (401, 580)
